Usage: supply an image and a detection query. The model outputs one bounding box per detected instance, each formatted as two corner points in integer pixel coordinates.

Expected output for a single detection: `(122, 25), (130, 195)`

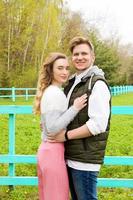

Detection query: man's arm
(47, 124), (92, 142)
(66, 124), (92, 140)
(47, 80), (110, 142)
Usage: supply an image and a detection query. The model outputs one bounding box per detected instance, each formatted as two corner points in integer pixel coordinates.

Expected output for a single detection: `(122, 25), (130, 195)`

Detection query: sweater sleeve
(41, 86), (79, 134)
(42, 106), (78, 134)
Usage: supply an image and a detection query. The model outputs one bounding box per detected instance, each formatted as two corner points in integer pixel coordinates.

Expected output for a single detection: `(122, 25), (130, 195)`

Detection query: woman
(34, 52), (87, 200)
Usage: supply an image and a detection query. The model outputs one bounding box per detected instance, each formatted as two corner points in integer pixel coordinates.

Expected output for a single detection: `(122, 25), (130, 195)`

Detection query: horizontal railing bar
(0, 155), (133, 165)
(0, 177), (38, 186)
(0, 177), (132, 188)
(0, 95), (12, 97)
(12, 88), (36, 90)
(0, 95), (35, 98)
(112, 106), (133, 114)
(0, 88), (13, 90)
(0, 106), (32, 114)
(0, 88), (36, 90)
(97, 178), (133, 188)
(0, 106), (133, 114)
(104, 156), (133, 165)
(0, 155), (37, 163)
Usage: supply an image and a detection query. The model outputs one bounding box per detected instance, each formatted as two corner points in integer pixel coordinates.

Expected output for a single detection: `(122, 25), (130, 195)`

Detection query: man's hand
(47, 130), (66, 143)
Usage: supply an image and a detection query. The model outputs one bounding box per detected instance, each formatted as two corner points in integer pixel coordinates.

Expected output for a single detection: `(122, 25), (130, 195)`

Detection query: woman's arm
(43, 106), (78, 134)
(41, 87), (87, 135)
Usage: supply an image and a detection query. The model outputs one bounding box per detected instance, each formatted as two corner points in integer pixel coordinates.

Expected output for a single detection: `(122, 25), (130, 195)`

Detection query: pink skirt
(37, 141), (69, 200)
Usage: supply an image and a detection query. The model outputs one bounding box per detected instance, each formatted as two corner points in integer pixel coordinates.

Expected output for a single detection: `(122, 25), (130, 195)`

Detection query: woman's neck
(51, 82), (62, 88)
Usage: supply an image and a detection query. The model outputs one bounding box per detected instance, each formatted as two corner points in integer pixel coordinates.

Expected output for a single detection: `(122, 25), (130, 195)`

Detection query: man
(48, 36), (111, 200)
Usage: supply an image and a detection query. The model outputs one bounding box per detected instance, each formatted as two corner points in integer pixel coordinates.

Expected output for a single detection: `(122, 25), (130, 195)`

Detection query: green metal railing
(0, 85), (133, 101)
(0, 87), (36, 101)
(0, 105), (133, 188)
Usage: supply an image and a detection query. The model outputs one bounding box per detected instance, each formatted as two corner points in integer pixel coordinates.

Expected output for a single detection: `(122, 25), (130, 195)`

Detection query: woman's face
(52, 58), (70, 86)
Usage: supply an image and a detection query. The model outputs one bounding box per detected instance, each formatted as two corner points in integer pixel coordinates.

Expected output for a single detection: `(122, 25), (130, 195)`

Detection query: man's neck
(76, 66), (93, 76)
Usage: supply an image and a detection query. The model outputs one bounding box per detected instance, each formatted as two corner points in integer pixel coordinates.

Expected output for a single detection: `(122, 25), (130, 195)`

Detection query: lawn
(0, 93), (133, 200)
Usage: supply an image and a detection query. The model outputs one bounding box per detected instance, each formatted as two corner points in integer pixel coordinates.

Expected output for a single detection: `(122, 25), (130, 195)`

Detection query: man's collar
(76, 66), (93, 79)
(69, 66), (93, 81)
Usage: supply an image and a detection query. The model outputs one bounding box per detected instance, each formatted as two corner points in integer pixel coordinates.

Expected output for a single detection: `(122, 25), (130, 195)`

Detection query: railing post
(122, 85), (124, 94)
(114, 86), (117, 96)
(25, 89), (28, 101)
(126, 85), (128, 93)
(12, 87), (15, 102)
(117, 86), (119, 95)
(8, 113), (16, 190)
(120, 86), (122, 94)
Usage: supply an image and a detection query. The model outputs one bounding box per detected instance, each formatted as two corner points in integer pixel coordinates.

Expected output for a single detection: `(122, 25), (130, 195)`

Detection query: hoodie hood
(82, 65), (105, 91)
(83, 65), (104, 79)
(69, 65), (104, 81)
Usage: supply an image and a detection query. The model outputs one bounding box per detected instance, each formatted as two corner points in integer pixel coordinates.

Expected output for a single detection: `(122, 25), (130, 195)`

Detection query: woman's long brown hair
(34, 52), (67, 114)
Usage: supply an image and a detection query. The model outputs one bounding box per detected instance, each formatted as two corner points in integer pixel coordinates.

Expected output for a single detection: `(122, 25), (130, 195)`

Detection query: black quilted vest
(64, 74), (111, 164)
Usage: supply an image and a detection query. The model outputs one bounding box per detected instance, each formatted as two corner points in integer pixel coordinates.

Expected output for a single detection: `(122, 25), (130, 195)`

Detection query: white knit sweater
(40, 85), (78, 141)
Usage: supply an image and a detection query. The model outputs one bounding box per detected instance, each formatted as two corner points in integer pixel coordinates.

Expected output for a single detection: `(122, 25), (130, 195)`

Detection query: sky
(66, 0), (133, 45)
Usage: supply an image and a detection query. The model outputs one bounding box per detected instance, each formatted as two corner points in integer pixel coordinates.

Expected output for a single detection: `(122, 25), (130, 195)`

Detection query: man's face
(72, 43), (95, 73)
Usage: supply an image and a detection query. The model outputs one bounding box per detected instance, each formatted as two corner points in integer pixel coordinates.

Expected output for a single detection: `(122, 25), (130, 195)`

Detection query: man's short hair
(69, 36), (94, 53)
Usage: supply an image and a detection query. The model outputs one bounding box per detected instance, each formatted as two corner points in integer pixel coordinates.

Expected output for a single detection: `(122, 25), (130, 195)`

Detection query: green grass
(0, 93), (133, 200)
(0, 97), (34, 105)
(112, 93), (133, 105)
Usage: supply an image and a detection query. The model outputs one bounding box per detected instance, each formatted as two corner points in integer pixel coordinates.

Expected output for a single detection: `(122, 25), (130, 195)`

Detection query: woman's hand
(73, 93), (88, 111)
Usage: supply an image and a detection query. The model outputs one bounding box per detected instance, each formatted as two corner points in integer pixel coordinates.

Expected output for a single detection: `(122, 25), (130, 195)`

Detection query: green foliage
(0, 0), (64, 87)
(60, 12), (88, 54)
(88, 31), (120, 85)
(0, 69), (10, 88)
(128, 57), (133, 84)
(0, 1), (132, 87)
(0, 67), (11, 95)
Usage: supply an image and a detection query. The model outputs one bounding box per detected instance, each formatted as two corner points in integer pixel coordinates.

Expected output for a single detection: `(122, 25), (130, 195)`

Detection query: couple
(34, 36), (111, 200)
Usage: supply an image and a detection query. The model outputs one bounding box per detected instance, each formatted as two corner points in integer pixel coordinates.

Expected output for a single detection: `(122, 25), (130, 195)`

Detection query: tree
(60, 12), (88, 54)
(88, 30), (120, 85)
(0, 0), (64, 87)
(128, 56), (133, 84)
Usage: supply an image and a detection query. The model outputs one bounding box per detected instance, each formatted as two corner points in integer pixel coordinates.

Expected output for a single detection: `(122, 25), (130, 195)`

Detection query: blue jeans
(67, 166), (99, 200)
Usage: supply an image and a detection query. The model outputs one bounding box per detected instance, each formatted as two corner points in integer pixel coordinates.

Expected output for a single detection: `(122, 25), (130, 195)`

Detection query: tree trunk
(7, 23), (11, 71)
